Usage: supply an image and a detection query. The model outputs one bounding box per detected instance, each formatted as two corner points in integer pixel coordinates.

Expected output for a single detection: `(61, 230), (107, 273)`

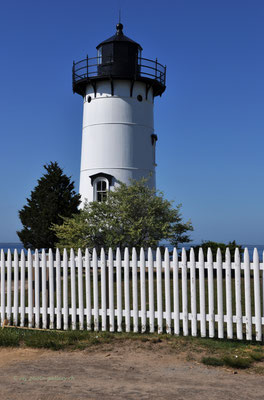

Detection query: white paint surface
(79, 80), (156, 203)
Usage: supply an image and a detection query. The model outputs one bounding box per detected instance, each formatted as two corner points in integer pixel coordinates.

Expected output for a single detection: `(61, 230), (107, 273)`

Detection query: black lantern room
(72, 23), (166, 97)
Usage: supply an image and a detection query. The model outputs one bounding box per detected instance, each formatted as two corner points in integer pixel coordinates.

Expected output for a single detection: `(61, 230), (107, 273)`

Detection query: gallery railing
(72, 56), (166, 87)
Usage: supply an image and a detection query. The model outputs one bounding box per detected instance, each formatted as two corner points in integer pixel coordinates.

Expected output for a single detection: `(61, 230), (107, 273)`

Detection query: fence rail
(0, 247), (264, 341)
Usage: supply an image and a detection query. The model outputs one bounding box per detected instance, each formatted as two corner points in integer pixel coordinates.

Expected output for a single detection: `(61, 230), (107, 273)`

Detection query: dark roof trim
(96, 23), (142, 50)
(89, 173), (114, 186)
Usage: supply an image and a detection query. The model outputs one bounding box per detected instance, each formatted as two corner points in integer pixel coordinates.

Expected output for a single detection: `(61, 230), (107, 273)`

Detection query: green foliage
(202, 355), (253, 369)
(201, 356), (224, 366)
(53, 178), (193, 252)
(17, 162), (81, 250)
(0, 328), (20, 347)
(250, 351), (264, 362)
(222, 356), (252, 369)
(1, 328), (114, 351)
(191, 240), (242, 260)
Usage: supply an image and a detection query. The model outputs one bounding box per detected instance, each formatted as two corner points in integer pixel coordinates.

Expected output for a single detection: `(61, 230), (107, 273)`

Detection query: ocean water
(0, 243), (25, 253)
(0, 243), (264, 261)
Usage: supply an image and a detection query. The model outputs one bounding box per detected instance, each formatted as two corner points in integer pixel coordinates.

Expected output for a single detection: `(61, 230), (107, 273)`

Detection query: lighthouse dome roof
(96, 23), (142, 50)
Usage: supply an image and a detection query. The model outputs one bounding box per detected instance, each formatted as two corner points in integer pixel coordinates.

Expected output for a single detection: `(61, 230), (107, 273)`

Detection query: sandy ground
(0, 342), (264, 400)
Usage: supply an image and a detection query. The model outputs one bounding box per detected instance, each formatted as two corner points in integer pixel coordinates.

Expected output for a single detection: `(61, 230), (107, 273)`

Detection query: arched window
(97, 46), (102, 64)
(90, 173), (113, 202)
(93, 177), (109, 202)
(151, 134), (158, 166)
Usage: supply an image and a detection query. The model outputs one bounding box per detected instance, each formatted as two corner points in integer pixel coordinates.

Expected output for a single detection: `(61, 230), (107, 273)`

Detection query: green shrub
(201, 356), (224, 366)
(223, 356), (252, 369)
(0, 328), (20, 347)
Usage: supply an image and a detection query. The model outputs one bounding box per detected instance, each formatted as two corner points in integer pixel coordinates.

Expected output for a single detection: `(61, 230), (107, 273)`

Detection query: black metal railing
(72, 56), (166, 87)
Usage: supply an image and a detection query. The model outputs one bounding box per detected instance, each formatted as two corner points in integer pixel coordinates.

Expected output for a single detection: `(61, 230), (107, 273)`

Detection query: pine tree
(17, 162), (81, 249)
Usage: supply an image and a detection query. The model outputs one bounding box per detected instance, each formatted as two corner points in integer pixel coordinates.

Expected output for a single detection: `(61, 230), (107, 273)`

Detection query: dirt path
(0, 342), (264, 400)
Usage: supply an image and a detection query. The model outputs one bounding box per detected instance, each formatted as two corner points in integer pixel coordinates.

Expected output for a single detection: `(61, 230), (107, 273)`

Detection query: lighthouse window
(138, 49), (142, 65)
(88, 96), (92, 103)
(151, 134), (158, 166)
(137, 95), (143, 102)
(94, 178), (109, 202)
(97, 47), (102, 64)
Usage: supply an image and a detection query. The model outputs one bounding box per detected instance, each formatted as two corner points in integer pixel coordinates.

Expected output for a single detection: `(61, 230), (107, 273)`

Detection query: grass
(201, 357), (224, 366)
(198, 338), (264, 369)
(0, 328), (20, 347)
(222, 356), (252, 369)
(202, 355), (253, 369)
(0, 327), (113, 350)
(0, 327), (264, 374)
(250, 350), (264, 361)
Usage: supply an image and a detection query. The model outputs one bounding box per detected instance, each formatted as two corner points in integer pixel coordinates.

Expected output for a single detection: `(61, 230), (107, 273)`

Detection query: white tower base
(79, 80), (156, 205)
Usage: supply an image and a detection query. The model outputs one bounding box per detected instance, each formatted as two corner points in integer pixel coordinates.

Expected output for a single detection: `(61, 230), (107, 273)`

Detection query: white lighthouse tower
(72, 23), (166, 204)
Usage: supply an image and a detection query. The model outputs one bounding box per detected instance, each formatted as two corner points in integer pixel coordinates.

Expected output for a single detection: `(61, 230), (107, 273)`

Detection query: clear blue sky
(0, 0), (263, 244)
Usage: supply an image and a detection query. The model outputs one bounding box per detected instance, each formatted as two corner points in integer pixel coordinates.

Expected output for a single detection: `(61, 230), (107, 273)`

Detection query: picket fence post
(116, 248), (122, 332)
(216, 249), (224, 339)
(41, 249), (47, 329)
(13, 249), (19, 326)
(190, 248), (197, 337)
(156, 247), (163, 334)
(63, 249), (68, 330)
(207, 248), (214, 338)
(56, 248), (61, 330)
(244, 248), (252, 340)
(140, 248), (146, 333)
(93, 248), (99, 331)
(182, 248), (188, 336)
(78, 248), (84, 330)
(70, 249), (76, 330)
(173, 248), (180, 335)
(85, 248), (92, 331)
(124, 247), (130, 333)
(132, 247), (138, 333)
(34, 250), (40, 329)
(225, 248), (233, 339)
(253, 248), (262, 341)
(27, 250), (33, 328)
(7, 250), (12, 324)
(20, 250), (25, 327)
(101, 248), (106, 331)
(49, 249), (55, 330)
(235, 248), (242, 339)
(199, 247), (206, 337)
(0, 249), (5, 325)
(108, 248), (114, 332)
(148, 248), (154, 333)
(165, 248), (171, 334)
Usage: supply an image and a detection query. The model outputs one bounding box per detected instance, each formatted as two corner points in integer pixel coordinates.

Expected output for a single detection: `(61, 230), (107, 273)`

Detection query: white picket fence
(0, 247), (264, 341)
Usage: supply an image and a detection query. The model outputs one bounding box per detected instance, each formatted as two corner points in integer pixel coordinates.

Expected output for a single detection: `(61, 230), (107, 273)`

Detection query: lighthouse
(72, 23), (166, 204)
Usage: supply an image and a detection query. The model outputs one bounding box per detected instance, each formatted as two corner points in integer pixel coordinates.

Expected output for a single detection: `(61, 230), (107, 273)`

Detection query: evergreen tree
(17, 162), (81, 249)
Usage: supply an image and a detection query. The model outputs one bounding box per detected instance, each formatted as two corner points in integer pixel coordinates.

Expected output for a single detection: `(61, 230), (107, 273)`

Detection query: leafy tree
(53, 178), (193, 252)
(17, 162), (81, 249)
